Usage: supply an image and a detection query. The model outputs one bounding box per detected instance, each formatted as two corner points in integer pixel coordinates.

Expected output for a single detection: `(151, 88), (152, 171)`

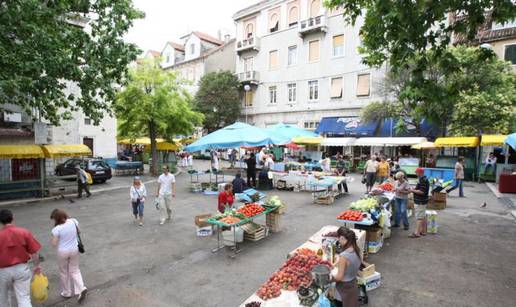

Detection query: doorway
(83, 137), (94, 156)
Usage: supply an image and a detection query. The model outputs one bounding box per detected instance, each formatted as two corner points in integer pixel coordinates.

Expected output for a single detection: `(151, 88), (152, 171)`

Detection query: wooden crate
(315, 195), (334, 205)
(241, 223), (266, 241)
(266, 213), (281, 233)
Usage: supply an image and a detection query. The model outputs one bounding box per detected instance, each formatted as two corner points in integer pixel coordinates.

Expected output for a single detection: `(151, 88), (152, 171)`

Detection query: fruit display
(237, 203), (265, 218)
(378, 182), (394, 191)
(349, 198), (378, 212)
(245, 302), (261, 307)
(337, 210), (364, 221)
(295, 248), (316, 256)
(256, 252), (333, 300)
(322, 231), (338, 237)
(219, 216), (241, 225)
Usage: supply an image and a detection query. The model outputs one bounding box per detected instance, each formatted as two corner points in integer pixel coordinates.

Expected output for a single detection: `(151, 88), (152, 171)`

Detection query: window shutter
(269, 50), (278, 69)
(310, 0), (320, 18)
(357, 74), (371, 96)
(333, 35), (344, 47)
(246, 91), (253, 106)
(309, 40), (319, 62)
(331, 78), (343, 98)
(288, 6), (298, 25)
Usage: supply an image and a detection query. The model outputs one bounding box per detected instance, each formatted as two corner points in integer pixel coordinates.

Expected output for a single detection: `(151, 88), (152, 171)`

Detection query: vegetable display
(295, 248), (316, 256)
(265, 195), (284, 209)
(378, 182), (394, 191)
(349, 198), (378, 212)
(256, 251), (332, 300)
(337, 210), (364, 221)
(237, 203), (265, 218)
(219, 216), (241, 225)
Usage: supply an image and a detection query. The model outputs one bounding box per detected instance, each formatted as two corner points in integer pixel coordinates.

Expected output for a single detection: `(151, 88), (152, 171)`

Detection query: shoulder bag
(73, 220), (85, 254)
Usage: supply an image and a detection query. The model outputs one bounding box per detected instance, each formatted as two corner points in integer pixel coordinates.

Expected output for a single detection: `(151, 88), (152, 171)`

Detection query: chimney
(224, 34), (230, 42)
(217, 30), (222, 41)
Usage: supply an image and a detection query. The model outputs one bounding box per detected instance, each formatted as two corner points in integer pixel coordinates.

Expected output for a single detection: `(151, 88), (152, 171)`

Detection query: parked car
(55, 158), (112, 183)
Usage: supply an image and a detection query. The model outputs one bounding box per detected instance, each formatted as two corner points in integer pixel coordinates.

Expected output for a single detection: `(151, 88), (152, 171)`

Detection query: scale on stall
(297, 264), (332, 306)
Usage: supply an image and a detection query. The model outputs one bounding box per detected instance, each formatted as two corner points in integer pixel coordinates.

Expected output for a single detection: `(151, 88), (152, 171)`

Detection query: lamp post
(243, 84), (251, 124)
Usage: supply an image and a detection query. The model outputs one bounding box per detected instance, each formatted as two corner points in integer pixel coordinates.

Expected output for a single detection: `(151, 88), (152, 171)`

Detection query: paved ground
(4, 160), (516, 307)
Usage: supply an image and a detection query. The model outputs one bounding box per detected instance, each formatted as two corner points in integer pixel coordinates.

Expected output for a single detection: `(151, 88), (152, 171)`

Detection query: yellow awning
(42, 144), (92, 158)
(481, 134), (507, 146)
(292, 136), (323, 145)
(434, 137), (479, 147)
(0, 145), (45, 159)
(144, 142), (182, 152)
(411, 141), (439, 149)
(118, 138), (167, 145)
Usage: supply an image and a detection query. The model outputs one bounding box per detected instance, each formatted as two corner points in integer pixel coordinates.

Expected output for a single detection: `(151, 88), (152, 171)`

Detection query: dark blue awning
(315, 117), (378, 136)
(379, 118), (439, 138)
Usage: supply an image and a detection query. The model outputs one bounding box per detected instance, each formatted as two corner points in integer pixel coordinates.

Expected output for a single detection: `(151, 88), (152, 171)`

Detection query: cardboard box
(428, 200), (446, 210)
(194, 214), (212, 227)
(368, 237), (383, 254)
(366, 227), (383, 242)
(426, 210), (438, 234)
(358, 271), (381, 291)
(432, 191), (447, 202)
(358, 262), (376, 279)
(196, 226), (213, 237)
(266, 212), (281, 233)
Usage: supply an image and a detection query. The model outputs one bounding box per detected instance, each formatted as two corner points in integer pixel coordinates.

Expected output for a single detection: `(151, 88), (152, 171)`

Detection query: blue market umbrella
(505, 132), (516, 150)
(265, 123), (318, 145)
(185, 122), (274, 152)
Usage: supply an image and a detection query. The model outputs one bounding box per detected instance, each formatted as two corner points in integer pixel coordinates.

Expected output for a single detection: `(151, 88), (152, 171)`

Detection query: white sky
(124, 0), (259, 54)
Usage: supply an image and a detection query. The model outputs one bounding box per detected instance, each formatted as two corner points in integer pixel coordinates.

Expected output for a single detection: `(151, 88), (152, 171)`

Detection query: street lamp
(244, 84), (251, 124)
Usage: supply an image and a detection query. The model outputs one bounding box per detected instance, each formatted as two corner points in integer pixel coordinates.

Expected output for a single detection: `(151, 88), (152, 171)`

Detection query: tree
(324, 0), (516, 69)
(0, 1), (144, 125)
(361, 46), (516, 136)
(115, 59), (203, 175)
(194, 71), (241, 132)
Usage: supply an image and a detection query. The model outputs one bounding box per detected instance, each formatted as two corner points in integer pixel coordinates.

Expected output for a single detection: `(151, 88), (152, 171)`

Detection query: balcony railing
(237, 71), (259, 84)
(236, 37), (260, 54)
(298, 15), (327, 36)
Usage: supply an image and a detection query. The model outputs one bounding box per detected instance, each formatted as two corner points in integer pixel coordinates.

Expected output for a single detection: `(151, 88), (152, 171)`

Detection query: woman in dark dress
(245, 153), (257, 188)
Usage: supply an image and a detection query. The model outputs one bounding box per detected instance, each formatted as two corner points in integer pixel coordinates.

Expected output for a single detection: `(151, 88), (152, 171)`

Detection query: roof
(146, 50), (161, 57)
(0, 128), (33, 137)
(167, 41), (185, 52)
(452, 12), (516, 45)
(166, 39), (235, 69)
(193, 31), (224, 45)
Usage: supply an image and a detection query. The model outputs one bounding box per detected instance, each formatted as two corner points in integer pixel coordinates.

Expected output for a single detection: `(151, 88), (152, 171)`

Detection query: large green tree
(362, 46), (516, 136)
(0, 0), (143, 125)
(194, 71), (241, 132)
(115, 59), (203, 175)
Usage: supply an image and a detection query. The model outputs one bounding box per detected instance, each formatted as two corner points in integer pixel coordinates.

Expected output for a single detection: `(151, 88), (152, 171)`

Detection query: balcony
(298, 15), (327, 37)
(237, 71), (259, 85)
(236, 37), (260, 54)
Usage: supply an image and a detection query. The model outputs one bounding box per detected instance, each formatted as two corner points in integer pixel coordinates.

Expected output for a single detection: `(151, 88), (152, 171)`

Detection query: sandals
(409, 233), (421, 238)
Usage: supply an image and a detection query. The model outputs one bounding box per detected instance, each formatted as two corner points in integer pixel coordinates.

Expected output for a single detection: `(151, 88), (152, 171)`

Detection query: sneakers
(139, 222), (143, 226)
(60, 292), (72, 299)
(159, 220), (165, 225)
(78, 288), (87, 303)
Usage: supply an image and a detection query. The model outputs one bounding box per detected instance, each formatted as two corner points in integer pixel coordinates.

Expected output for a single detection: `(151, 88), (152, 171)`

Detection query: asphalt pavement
(4, 160), (516, 307)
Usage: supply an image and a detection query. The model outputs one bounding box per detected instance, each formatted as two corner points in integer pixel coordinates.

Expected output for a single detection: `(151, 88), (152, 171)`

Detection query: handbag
(361, 175), (367, 184)
(74, 221), (85, 254)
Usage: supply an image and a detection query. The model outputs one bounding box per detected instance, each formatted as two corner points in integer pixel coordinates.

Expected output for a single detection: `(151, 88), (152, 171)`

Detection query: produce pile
(237, 203), (265, 218)
(295, 248), (316, 256)
(349, 198), (378, 212)
(219, 216), (241, 225)
(337, 210), (364, 221)
(378, 182), (394, 191)
(256, 252), (332, 300)
(245, 302), (261, 307)
(265, 195), (285, 210)
(322, 231), (338, 237)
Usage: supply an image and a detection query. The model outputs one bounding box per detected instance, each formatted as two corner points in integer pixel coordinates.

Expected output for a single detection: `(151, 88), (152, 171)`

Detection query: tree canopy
(0, 0), (144, 125)
(194, 71), (241, 132)
(115, 59), (203, 175)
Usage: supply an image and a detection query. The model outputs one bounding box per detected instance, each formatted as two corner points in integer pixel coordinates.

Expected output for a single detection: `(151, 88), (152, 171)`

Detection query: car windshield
(88, 160), (108, 169)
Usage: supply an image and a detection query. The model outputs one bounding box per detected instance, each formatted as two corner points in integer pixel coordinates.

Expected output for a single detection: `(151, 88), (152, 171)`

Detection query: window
(84, 118), (91, 125)
(166, 52), (171, 63)
(310, 0), (320, 18)
(308, 80), (319, 101)
(288, 5), (299, 26)
(269, 10), (280, 33)
(357, 73), (371, 97)
(304, 121), (319, 129)
(245, 91), (253, 107)
(190, 43), (195, 55)
(288, 45), (297, 66)
(287, 83), (297, 102)
(245, 23), (254, 38)
(308, 40), (320, 62)
(332, 35), (344, 57)
(330, 77), (343, 98)
(269, 50), (279, 69)
(269, 86), (277, 104)
(504, 44), (516, 65)
(244, 57), (253, 72)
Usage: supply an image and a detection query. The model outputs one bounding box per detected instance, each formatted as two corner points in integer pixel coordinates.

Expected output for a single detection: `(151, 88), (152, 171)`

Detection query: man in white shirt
(156, 165), (176, 225)
(363, 155), (379, 193)
(484, 152), (497, 174)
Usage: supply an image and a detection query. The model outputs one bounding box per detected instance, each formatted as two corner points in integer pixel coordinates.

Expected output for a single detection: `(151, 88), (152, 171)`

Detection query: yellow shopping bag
(31, 273), (49, 303)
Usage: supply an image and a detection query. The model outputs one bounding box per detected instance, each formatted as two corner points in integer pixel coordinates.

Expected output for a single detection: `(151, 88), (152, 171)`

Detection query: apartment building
(160, 31), (236, 94)
(233, 0), (387, 130)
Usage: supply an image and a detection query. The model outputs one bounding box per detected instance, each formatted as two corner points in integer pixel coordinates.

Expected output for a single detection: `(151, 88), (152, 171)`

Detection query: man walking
(0, 209), (42, 307)
(156, 165), (176, 225)
(76, 165), (91, 198)
(410, 168), (430, 238)
(446, 156), (465, 197)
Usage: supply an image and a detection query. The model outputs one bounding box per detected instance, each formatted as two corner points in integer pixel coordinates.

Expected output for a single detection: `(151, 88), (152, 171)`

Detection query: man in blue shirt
(231, 173), (247, 194)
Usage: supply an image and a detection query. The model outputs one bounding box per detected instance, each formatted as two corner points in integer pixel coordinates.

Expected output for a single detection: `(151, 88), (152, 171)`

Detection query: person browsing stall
(232, 173), (247, 194)
(331, 226), (362, 307)
(410, 168), (430, 238)
(335, 155), (349, 194)
(363, 155), (379, 193)
(393, 172), (410, 230)
(377, 156), (390, 183)
(218, 184), (234, 213)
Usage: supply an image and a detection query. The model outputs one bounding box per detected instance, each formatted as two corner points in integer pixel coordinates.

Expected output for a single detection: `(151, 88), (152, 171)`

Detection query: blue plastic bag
(318, 294), (331, 307)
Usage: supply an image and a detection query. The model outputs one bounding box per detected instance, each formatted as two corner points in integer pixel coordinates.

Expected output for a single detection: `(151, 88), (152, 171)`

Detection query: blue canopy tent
(185, 122), (274, 152)
(315, 117), (377, 136)
(505, 133), (516, 150)
(265, 123), (318, 145)
(378, 118), (439, 139)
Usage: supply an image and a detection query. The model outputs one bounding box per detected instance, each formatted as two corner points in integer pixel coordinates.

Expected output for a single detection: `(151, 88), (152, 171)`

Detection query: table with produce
(207, 197), (284, 258)
(241, 226), (366, 306)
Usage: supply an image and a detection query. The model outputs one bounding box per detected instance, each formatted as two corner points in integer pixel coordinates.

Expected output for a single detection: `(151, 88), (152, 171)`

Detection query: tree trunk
(149, 121), (158, 176)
